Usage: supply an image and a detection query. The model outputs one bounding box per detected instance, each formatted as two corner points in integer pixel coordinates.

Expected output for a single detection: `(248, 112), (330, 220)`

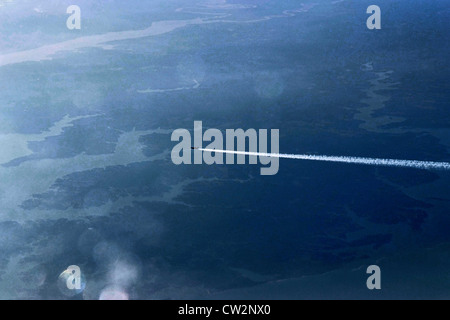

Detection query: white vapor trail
(198, 148), (450, 171)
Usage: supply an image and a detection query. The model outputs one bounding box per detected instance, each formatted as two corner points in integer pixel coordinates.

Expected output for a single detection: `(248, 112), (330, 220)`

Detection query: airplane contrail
(198, 148), (450, 171)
